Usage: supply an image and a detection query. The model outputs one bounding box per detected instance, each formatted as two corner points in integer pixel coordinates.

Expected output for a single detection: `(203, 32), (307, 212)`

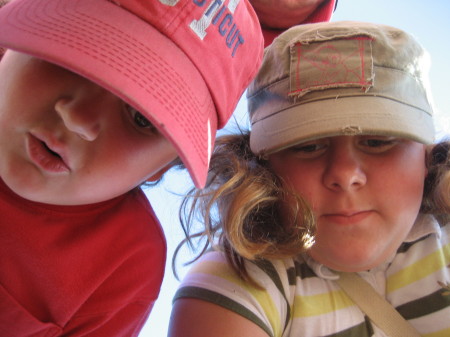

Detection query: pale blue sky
(141, 1), (450, 335)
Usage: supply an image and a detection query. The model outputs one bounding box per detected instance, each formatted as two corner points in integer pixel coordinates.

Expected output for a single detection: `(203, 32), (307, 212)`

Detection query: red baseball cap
(0, 0), (264, 188)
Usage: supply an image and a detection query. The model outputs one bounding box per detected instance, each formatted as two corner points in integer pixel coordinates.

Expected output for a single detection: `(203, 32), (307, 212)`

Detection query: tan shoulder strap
(336, 272), (422, 337)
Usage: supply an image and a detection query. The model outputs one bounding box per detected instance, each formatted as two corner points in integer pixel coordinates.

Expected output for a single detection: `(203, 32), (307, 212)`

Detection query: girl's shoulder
(174, 251), (303, 337)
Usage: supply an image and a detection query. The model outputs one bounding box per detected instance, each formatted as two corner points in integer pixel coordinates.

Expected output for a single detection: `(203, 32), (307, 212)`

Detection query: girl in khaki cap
(169, 21), (450, 337)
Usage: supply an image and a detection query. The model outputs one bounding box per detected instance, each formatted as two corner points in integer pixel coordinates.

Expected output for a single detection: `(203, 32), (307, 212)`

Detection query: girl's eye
(125, 104), (157, 132)
(295, 144), (322, 152)
(288, 140), (328, 158)
(359, 136), (399, 152)
(134, 111), (152, 128)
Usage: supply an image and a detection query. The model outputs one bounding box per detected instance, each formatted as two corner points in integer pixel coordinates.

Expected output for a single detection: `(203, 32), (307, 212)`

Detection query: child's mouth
(26, 133), (70, 174)
(43, 142), (62, 159)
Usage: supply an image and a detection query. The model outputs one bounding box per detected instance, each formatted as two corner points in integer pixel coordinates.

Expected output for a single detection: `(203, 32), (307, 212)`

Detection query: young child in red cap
(169, 21), (450, 337)
(0, 0), (263, 335)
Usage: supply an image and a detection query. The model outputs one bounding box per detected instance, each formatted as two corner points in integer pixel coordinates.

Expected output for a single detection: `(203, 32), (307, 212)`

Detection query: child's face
(0, 51), (177, 205)
(268, 135), (427, 272)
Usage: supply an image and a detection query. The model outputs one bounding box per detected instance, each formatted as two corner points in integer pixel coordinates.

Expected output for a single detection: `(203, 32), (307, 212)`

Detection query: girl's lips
(322, 211), (372, 225)
(26, 133), (70, 174)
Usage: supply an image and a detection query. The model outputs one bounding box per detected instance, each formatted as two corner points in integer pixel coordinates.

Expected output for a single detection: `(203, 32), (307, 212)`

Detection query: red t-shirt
(0, 178), (166, 336)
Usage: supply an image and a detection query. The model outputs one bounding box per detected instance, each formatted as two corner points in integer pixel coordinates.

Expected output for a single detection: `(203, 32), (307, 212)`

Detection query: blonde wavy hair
(174, 132), (450, 282)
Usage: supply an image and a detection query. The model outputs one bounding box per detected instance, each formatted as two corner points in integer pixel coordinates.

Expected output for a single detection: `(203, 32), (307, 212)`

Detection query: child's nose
(54, 85), (108, 141)
(322, 145), (367, 192)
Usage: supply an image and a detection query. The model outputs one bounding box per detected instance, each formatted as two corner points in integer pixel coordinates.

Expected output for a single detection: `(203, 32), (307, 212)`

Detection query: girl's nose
(55, 84), (109, 141)
(322, 140), (367, 192)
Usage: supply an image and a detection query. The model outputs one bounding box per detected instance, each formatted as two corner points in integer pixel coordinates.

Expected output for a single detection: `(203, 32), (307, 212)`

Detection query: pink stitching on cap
(289, 36), (374, 97)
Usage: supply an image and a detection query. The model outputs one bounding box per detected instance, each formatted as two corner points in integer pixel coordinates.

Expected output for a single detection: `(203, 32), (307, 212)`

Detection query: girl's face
(268, 135), (427, 272)
(0, 51), (177, 205)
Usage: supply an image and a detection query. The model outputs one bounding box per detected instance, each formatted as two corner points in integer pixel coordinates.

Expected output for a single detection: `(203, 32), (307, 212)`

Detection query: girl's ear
(146, 164), (173, 182)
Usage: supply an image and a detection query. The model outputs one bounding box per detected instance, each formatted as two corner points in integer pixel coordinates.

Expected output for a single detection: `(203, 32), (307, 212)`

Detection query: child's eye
(125, 104), (157, 132)
(134, 111), (152, 128)
(294, 144), (323, 152)
(358, 136), (399, 152)
(288, 140), (328, 158)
